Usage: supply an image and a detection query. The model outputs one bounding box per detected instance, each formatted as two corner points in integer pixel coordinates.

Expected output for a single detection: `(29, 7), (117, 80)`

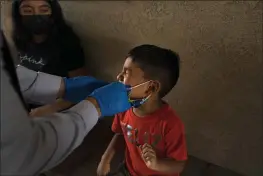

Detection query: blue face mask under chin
(126, 81), (152, 108)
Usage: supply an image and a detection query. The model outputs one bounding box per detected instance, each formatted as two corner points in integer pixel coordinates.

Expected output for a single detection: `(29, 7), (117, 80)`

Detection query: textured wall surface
(1, 1), (262, 176)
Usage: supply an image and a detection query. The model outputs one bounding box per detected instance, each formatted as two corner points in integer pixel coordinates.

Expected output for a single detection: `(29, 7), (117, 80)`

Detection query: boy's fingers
(141, 155), (147, 163)
(142, 143), (154, 152)
(142, 146), (154, 153)
(142, 149), (155, 156)
(142, 151), (155, 159)
(143, 152), (155, 158)
(139, 145), (143, 150)
(142, 143), (151, 149)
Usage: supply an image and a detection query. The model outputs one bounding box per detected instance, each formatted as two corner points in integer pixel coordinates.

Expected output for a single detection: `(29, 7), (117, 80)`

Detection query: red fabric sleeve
(111, 114), (123, 134)
(164, 118), (188, 161)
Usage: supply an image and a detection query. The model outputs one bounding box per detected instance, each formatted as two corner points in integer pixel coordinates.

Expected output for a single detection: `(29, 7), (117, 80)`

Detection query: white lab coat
(1, 41), (99, 175)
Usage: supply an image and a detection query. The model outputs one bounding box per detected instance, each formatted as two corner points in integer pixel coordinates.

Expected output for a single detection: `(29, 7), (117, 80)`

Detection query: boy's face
(117, 57), (151, 99)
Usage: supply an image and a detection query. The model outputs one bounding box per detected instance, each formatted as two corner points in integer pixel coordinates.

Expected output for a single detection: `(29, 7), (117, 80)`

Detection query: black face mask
(22, 15), (53, 35)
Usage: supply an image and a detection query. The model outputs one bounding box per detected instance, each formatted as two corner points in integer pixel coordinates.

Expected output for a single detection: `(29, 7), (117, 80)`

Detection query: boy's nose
(117, 73), (123, 82)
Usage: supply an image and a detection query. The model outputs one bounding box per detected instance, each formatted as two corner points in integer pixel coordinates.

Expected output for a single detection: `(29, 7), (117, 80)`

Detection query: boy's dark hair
(128, 44), (180, 98)
(12, 0), (81, 51)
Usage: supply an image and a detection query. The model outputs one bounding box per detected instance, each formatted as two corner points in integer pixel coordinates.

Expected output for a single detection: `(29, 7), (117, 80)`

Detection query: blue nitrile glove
(89, 82), (132, 117)
(63, 76), (108, 103)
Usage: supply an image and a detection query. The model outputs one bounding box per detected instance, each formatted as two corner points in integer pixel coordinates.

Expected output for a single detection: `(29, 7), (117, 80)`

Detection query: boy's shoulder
(157, 103), (184, 129)
(116, 108), (131, 115)
(114, 108), (131, 118)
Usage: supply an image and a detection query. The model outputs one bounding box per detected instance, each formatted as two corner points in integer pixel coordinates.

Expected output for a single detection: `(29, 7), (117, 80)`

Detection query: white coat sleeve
(16, 65), (62, 105)
(1, 60), (99, 175)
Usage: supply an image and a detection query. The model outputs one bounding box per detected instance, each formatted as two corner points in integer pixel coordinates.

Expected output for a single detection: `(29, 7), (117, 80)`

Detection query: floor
(48, 118), (243, 176)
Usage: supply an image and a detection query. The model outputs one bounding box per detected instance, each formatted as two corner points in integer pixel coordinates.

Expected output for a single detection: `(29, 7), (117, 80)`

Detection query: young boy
(97, 45), (187, 176)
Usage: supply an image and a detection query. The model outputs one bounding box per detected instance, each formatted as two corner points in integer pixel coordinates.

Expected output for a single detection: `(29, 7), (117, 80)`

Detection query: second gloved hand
(89, 82), (131, 117)
(63, 76), (108, 103)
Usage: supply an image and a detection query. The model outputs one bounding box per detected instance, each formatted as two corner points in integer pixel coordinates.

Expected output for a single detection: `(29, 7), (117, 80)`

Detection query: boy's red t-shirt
(112, 103), (187, 176)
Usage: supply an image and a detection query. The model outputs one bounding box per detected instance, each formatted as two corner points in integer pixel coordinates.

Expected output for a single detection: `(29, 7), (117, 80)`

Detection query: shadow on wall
(80, 35), (131, 81)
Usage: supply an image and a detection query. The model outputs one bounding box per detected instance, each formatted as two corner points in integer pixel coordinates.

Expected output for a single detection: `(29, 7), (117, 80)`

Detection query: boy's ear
(148, 80), (161, 94)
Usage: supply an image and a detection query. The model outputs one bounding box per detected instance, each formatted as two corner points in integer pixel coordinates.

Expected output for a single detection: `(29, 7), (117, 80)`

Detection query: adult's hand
(63, 76), (108, 103)
(89, 82), (131, 117)
(16, 65), (108, 105)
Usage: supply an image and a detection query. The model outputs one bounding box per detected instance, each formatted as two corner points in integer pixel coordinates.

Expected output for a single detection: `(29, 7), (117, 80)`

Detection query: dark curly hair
(12, 0), (81, 51)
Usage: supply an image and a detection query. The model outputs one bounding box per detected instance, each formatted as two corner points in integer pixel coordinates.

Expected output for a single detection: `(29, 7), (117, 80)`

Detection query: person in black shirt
(12, 0), (88, 109)
(12, 0), (87, 78)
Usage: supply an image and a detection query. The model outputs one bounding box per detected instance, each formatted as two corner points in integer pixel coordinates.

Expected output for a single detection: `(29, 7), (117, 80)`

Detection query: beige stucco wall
(1, 1), (262, 176)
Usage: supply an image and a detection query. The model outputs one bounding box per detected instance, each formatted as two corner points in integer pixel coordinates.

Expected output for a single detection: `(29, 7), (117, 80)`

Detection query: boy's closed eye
(123, 68), (131, 76)
(117, 68), (131, 81)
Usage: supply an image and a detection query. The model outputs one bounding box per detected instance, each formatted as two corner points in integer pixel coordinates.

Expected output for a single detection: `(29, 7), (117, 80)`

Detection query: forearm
(153, 158), (186, 174)
(101, 134), (125, 163)
(30, 99), (74, 117)
(51, 99), (73, 111)
(17, 65), (63, 104)
(36, 100), (100, 172)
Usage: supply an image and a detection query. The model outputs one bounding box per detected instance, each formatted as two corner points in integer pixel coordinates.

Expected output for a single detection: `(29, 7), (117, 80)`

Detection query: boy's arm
(101, 133), (125, 163)
(101, 114), (126, 163)
(30, 99), (73, 117)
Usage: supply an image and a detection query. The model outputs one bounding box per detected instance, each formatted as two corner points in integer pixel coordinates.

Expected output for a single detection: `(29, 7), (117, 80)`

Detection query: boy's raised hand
(140, 143), (158, 170)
